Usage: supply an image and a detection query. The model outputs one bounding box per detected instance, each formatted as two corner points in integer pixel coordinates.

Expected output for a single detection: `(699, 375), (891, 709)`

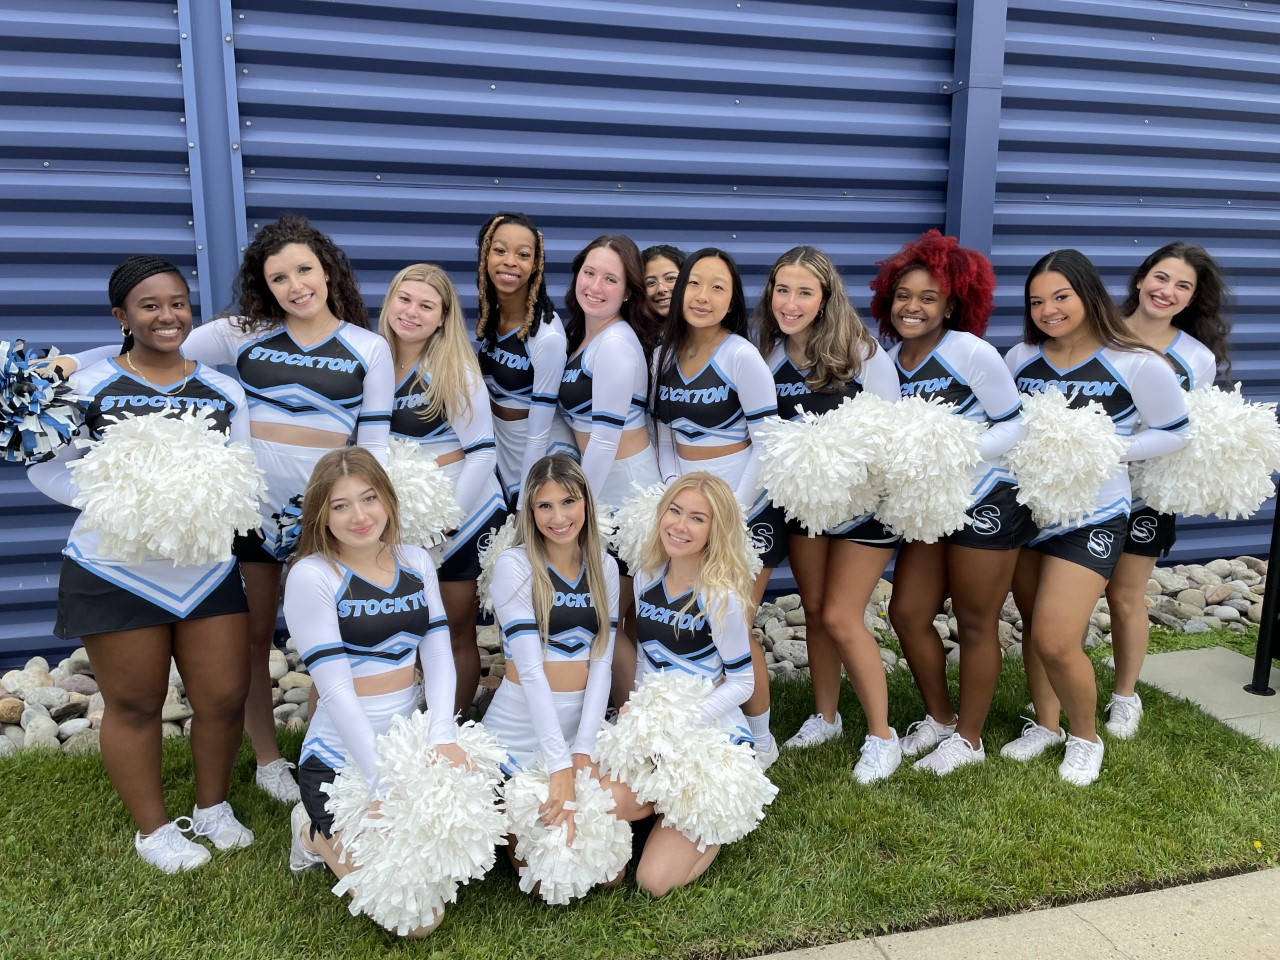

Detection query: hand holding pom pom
(386, 437), (465, 547)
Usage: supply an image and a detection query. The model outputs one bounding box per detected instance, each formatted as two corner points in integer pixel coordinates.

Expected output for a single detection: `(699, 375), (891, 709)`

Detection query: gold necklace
(125, 350), (191, 396)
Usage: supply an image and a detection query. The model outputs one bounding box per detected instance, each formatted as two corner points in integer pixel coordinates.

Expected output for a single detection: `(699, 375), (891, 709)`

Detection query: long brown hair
(293, 448), (402, 570)
(563, 234), (657, 357)
(1023, 249), (1154, 354)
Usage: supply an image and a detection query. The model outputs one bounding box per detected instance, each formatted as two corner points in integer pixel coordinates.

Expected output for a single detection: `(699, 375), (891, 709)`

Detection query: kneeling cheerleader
(284, 447), (469, 937)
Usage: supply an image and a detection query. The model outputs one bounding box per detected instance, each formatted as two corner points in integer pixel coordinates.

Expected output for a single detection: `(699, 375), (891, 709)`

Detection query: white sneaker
(852, 731), (902, 785)
(1104, 692), (1143, 740)
(1058, 734), (1105, 786)
(914, 732), (985, 775)
(999, 718), (1067, 762)
(256, 758), (301, 803)
(784, 713), (843, 749)
(135, 818), (211, 873)
(900, 714), (957, 758)
(753, 735), (780, 772)
(289, 802), (325, 873)
(191, 801), (254, 851)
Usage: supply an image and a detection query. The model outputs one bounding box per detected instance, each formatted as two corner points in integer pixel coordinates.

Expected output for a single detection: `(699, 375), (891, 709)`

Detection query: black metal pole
(1245, 479), (1280, 696)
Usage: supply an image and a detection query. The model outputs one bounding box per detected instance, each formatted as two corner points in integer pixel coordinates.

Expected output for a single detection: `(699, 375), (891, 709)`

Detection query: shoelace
(1063, 739), (1098, 770)
(189, 806), (230, 840)
(1014, 715), (1043, 738)
(794, 716), (830, 741)
(162, 816), (201, 850)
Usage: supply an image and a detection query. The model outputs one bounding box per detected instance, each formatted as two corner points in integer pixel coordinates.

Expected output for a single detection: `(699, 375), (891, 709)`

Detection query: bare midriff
(573, 427), (652, 461)
(675, 439), (750, 461)
(352, 664), (416, 697)
(491, 403), (529, 422)
(434, 448), (465, 467)
(504, 660), (589, 692)
(250, 422), (349, 448)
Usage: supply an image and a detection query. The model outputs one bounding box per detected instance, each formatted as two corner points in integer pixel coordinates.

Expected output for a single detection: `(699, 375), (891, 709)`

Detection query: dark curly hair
(229, 213), (366, 334)
(563, 235), (657, 357)
(1119, 241), (1232, 382)
(474, 211), (555, 344)
(869, 229), (996, 342)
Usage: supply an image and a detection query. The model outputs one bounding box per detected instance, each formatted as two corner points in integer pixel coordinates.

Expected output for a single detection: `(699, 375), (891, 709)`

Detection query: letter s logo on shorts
(750, 523), (773, 555)
(970, 503), (1002, 536)
(1086, 529), (1115, 559)
(1129, 515), (1157, 543)
(477, 531), (494, 553)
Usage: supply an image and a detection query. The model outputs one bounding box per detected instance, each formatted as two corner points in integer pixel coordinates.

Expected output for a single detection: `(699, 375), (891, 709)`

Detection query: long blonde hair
(512, 455), (613, 658)
(377, 263), (479, 423)
(293, 448), (402, 571)
(640, 472), (753, 632)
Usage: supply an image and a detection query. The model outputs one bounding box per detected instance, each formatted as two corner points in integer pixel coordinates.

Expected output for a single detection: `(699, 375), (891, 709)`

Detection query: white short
(482, 679), (586, 776)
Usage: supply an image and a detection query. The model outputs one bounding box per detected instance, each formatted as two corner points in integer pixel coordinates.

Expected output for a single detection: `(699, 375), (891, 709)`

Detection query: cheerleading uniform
(652, 334), (786, 567)
(391, 367), (506, 581)
(557, 322), (660, 511)
(891, 330), (1033, 550)
(27, 358), (250, 637)
(476, 314), (569, 502)
(632, 568), (754, 744)
(284, 545), (456, 836)
(769, 340), (901, 546)
(1005, 342), (1189, 577)
(483, 546), (619, 775)
(1123, 331), (1218, 558)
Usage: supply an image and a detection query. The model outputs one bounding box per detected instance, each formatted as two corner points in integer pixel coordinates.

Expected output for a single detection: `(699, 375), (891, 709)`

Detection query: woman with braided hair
(474, 212), (570, 505)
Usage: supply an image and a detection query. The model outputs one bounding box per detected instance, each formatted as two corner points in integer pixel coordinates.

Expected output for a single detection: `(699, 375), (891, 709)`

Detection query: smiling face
(113, 272), (192, 354)
(771, 263), (824, 339)
(890, 267), (951, 346)
(326, 473), (389, 552)
(1028, 270), (1088, 340)
(531, 479), (585, 547)
(644, 255), (680, 318)
(263, 242), (330, 323)
(659, 486), (712, 561)
(487, 222), (536, 297)
(385, 278), (444, 348)
(1135, 256), (1198, 325)
(574, 246), (627, 323)
(682, 256), (734, 331)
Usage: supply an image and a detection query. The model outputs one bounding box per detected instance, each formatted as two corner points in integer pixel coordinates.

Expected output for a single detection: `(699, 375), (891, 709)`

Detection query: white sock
(193, 803), (221, 818)
(747, 709), (772, 743)
(1112, 692), (1139, 703)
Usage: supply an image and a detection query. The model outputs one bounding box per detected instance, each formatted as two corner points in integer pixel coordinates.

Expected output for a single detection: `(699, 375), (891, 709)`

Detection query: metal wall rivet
(245, 120), (252, 126)
(224, 34), (232, 42)
(231, 143), (239, 150)
(42, 161), (50, 167)
(181, 33), (187, 39)
(188, 141), (195, 148)
(242, 68), (249, 74)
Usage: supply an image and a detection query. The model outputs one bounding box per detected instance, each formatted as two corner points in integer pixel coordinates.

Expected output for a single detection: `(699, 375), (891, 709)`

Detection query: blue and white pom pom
(503, 765), (631, 905)
(322, 713), (508, 936)
(1131, 384), (1280, 520)
(611, 483), (763, 579)
(1, 340), (84, 465)
(386, 437), (465, 547)
(594, 672), (778, 851)
(270, 494), (304, 560)
(1006, 387), (1125, 528)
(68, 408), (265, 565)
(876, 396), (983, 543)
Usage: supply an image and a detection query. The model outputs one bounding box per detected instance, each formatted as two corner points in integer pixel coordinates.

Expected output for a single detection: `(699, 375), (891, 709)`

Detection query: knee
(108, 692), (165, 727)
(634, 860), (676, 899)
(950, 601), (996, 640)
(187, 678), (249, 722)
(1106, 588), (1145, 621)
(820, 604), (858, 642)
(1030, 633), (1077, 670)
(887, 599), (929, 639)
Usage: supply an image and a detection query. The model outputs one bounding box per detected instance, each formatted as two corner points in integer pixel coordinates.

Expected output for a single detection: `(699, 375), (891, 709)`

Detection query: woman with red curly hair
(869, 230), (1033, 777)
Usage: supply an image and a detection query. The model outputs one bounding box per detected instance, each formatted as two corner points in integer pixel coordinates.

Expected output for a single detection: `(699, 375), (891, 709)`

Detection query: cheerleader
(620, 472), (757, 896)
(557, 234), (662, 703)
(641, 244), (686, 322)
(474, 212), (570, 503)
(285, 448), (464, 936)
(757, 246), (903, 782)
(1103, 243), (1229, 739)
(1004, 249), (1188, 785)
(871, 230), (1032, 776)
(27, 257), (252, 872)
(648, 248), (782, 767)
(379, 263), (507, 716)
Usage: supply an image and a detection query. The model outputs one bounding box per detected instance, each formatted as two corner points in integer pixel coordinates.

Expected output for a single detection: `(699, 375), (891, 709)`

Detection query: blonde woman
(379, 263), (507, 715)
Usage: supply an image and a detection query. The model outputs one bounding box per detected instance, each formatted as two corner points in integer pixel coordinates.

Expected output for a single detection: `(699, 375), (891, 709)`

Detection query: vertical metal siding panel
(993, 0), (1280, 564)
(0, 0), (197, 666)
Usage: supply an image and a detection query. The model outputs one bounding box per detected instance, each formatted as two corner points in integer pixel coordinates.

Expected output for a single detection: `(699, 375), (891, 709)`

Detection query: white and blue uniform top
(768, 339), (900, 419)
(27, 358), (249, 618)
(632, 567), (754, 731)
(490, 545), (619, 772)
(284, 544), (456, 783)
(1005, 341), (1190, 537)
(556, 321), (650, 496)
(652, 333), (778, 507)
(890, 330), (1027, 502)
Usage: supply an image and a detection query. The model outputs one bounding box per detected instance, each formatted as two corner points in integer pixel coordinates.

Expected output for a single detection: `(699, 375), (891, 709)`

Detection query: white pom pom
(609, 483), (667, 573)
(1131, 384), (1280, 520)
(1006, 387), (1126, 527)
(876, 397), (983, 543)
(386, 437), (465, 547)
(68, 408), (266, 565)
(322, 714), (508, 936)
(477, 515), (519, 615)
(594, 673), (778, 851)
(503, 766), (631, 904)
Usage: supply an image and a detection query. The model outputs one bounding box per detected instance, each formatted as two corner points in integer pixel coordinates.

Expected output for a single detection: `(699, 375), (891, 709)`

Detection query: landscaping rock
(279, 671), (313, 693)
(1004, 642), (1023, 660)
(1205, 558), (1233, 578)
(1175, 588), (1207, 610)
(162, 722), (183, 738)
(57, 718), (90, 739)
(273, 704), (297, 720)
(282, 686), (310, 705)
(49, 699), (85, 722)
(773, 636), (809, 669)
(879, 648), (897, 669)
(0, 698), (22, 725)
(776, 594), (801, 612)
(870, 579), (893, 605)
(67, 647), (93, 675)
(1205, 605), (1241, 622)
(0, 736), (13, 757)
(56, 674), (98, 696)
(23, 715), (58, 744)
(1182, 619), (1211, 635)
(3, 668), (51, 697)
(477, 625), (502, 653)
(3, 725), (23, 747)
(20, 703), (49, 727)
(1237, 556), (1266, 574)
(1150, 568), (1189, 593)
(268, 649), (288, 682)
(1249, 603), (1263, 623)
(784, 608), (806, 627)
(62, 729), (100, 754)
(25, 686), (70, 711)
(161, 703), (193, 723)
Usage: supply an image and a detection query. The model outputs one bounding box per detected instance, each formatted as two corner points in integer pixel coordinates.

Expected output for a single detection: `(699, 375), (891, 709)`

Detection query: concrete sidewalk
(754, 869), (1280, 960)
(1136, 646), (1280, 746)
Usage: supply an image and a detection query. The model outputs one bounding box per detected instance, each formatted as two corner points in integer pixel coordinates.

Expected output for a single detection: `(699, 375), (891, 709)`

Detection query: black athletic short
(298, 756), (338, 838)
(747, 499), (789, 569)
(1030, 513), (1130, 579)
(232, 529), (280, 566)
(946, 482), (1036, 551)
(436, 503), (508, 583)
(787, 513), (901, 549)
(1122, 506), (1176, 559)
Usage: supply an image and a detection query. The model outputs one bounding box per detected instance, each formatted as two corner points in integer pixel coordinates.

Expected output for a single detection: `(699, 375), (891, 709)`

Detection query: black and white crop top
(768, 340), (900, 419)
(632, 567), (753, 727)
(283, 544), (456, 781)
(652, 333), (778, 505)
(556, 321), (650, 495)
(1161, 330), (1217, 393)
(890, 330), (1027, 500)
(490, 546), (620, 771)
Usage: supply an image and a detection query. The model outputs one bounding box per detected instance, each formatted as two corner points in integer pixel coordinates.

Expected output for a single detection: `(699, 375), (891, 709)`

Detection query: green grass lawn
(3, 655), (1279, 960)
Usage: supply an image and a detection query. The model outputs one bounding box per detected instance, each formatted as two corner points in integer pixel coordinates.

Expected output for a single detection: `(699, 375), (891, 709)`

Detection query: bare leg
(635, 818), (721, 898)
(787, 535), (840, 721)
(743, 567), (773, 719)
(612, 574), (638, 708)
(173, 613), (250, 808)
(240, 561), (284, 764)
(84, 626), (174, 834)
(947, 545), (1020, 746)
(598, 775), (655, 823)
(1012, 551), (1061, 731)
(822, 541), (895, 739)
(888, 542), (954, 724)
(440, 579), (481, 717)
(1105, 552), (1157, 698)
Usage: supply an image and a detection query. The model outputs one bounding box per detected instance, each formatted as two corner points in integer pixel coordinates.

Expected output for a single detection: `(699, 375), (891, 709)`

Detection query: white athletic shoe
(753, 735), (780, 772)
(999, 718), (1067, 762)
(783, 713), (843, 749)
(255, 758), (301, 803)
(1104, 692), (1143, 740)
(289, 802), (325, 873)
(191, 801), (254, 851)
(900, 714), (957, 758)
(1058, 734), (1105, 786)
(135, 818), (211, 874)
(914, 732), (985, 776)
(852, 730), (902, 785)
